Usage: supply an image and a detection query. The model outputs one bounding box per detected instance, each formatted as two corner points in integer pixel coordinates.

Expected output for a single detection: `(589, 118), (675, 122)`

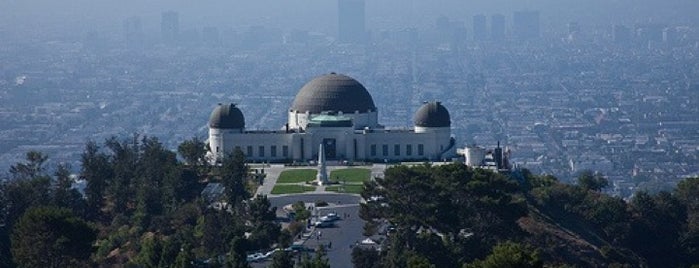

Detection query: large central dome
(290, 73), (376, 114)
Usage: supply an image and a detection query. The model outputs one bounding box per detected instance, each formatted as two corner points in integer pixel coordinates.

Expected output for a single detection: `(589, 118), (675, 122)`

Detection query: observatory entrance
(323, 138), (337, 159)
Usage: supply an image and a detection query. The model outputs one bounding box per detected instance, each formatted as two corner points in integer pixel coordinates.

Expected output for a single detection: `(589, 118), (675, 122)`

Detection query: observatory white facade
(207, 73), (456, 163)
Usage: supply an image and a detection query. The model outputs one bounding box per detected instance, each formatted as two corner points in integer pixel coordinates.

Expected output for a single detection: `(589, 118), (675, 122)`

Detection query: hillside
(357, 164), (699, 267)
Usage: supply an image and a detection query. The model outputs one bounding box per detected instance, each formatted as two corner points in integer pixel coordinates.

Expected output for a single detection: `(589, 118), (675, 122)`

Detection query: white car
(246, 252), (264, 262)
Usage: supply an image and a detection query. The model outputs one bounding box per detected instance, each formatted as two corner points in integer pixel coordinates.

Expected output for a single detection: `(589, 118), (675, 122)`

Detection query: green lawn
(329, 168), (371, 184)
(325, 184), (364, 194)
(271, 184), (316, 194)
(276, 169), (318, 183)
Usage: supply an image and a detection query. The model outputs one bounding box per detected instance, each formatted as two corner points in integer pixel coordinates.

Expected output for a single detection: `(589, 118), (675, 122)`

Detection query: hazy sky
(1, 0), (697, 40)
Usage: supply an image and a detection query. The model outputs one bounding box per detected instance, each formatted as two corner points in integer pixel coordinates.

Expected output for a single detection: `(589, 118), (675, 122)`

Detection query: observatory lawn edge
(276, 169), (318, 183)
(271, 184), (317, 194)
(329, 168), (371, 183)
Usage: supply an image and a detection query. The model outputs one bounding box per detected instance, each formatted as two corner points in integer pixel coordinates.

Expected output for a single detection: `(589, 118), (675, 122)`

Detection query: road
(252, 193), (365, 268)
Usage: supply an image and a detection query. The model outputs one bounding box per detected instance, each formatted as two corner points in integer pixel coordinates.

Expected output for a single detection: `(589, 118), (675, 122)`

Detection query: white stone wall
(209, 125), (454, 162)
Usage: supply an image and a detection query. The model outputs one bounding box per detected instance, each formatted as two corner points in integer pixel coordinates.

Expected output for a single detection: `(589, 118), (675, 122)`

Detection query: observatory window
(418, 144), (424, 156)
(371, 144), (377, 156)
(394, 144), (400, 156)
(247, 146), (253, 157)
(216, 146), (219, 153)
(235, 146), (241, 153)
(282, 146), (289, 157)
(259, 146), (265, 157)
(271, 146), (277, 157)
(406, 145), (412, 156)
(382, 145), (388, 156)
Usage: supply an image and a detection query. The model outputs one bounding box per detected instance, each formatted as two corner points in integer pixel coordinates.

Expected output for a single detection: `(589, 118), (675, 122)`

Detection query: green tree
(105, 135), (140, 215)
(270, 250), (294, 268)
(465, 241), (542, 268)
(297, 246), (330, 268)
(220, 149), (249, 212)
(52, 163), (85, 214)
(134, 235), (163, 268)
(173, 243), (194, 268)
(226, 237), (250, 268)
(351, 247), (380, 268)
(81, 141), (112, 220)
(178, 137), (207, 166)
(11, 206), (96, 268)
(577, 170), (609, 192)
(9, 151), (48, 180)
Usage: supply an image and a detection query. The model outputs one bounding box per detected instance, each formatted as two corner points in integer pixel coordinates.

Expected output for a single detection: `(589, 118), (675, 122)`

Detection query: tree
(465, 241), (542, 268)
(577, 170), (609, 192)
(105, 135), (140, 215)
(297, 246), (330, 268)
(352, 247), (380, 268)
(178, 137), (207, 166)
(11, 206), (96, 268)
(226, 237), (250, 268)
(134, 235), (162, 268)
(220, 149), (249, 212)
(270, 250), (294, 268)
(173, 243), (194, 268)
(81, 141), (112, 220)
(9, 151), (48, 180)
(52, 163), (85, 214)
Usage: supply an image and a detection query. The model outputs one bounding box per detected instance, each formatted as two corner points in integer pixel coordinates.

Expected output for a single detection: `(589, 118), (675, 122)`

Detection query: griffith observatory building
(207, 73), (456, 163)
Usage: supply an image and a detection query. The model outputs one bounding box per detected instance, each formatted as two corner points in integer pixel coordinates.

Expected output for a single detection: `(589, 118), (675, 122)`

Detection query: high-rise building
(202, 26), (220, 45)
(567, 21), (580, 35)
(123, 16), (144, 49)
(513, 11), (540, 40)
(613, 25), (631, 44)
(161, 11), (180, 44)
(338, 0), (366, 44)
(490, 14), (506, 41)
(473, 14), (487, 41)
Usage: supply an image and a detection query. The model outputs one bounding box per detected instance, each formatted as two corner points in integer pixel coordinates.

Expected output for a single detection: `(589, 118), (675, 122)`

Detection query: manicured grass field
(276, 169), (318, 183)
(329, 168), (371, 184)
(325, 184), (364, 194)
(271, 184), (316, 194)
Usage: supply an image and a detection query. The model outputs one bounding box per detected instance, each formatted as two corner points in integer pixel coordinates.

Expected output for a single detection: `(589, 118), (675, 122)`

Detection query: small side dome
(209, 103), (245, 129)
(413, 101), (451, 127)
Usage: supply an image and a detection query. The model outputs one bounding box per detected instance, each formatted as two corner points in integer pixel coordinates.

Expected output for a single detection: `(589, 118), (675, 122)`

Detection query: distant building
(490, 14), (506, 41)
(207, 73), (457, 163)
(613, 25), (631, 44)
(635, 24), (665, 43)
(567, 21), (580, 35)
(338, 0), (366, 44)
(202, 26), (220, 45)
(123, 16), (144, 50)
(472, 14), (487, 41)
(161, 11), (180, 44)
(512, 11), (540, 40)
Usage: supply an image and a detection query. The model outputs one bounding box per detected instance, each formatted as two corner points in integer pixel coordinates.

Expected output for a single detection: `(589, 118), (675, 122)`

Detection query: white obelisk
(316, 143), (329, 185)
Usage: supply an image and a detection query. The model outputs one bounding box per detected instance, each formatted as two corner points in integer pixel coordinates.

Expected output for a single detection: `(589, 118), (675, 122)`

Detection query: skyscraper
(123, 16), (143, 50)
(473, 14), (487, 41)
(161, 11), (180, 44)
(338, 0), (366, 44)
(513, 11), (540, 40)
(490, 14), (506, 41)
(613, 25), (631, 44)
